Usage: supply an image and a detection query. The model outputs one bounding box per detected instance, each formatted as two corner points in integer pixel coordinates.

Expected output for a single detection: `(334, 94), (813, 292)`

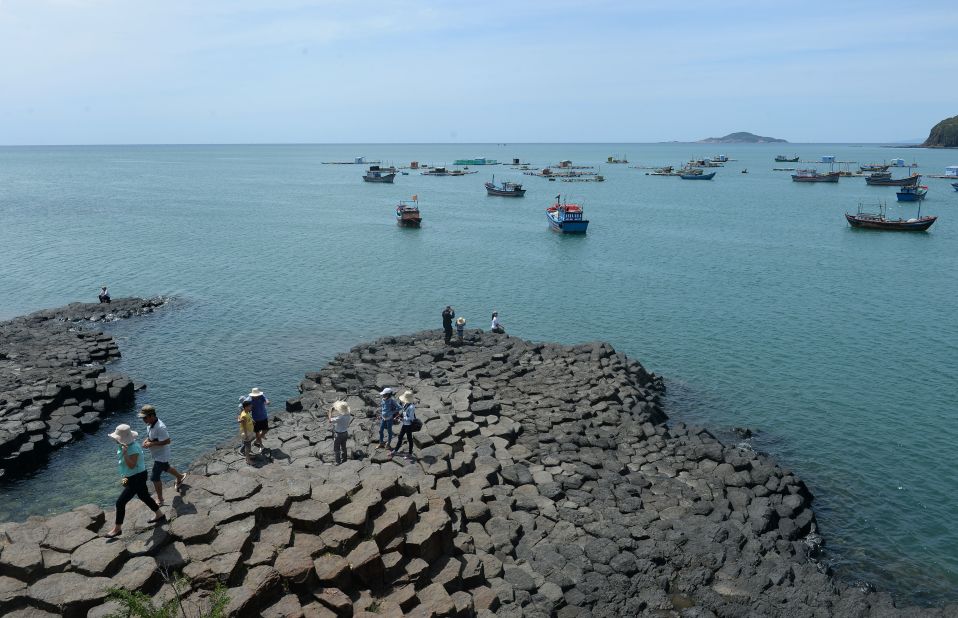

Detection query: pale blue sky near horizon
(0, 0), (955, 145)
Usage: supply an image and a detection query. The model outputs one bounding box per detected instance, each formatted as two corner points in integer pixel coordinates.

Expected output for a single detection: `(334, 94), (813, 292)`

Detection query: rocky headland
(921, 115), (958, 148)
(0, 326), (953, 617)
(0, 298), (166, 477)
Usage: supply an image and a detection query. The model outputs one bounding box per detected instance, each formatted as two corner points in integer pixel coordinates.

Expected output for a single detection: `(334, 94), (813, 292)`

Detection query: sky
(0, 0), (956, 145)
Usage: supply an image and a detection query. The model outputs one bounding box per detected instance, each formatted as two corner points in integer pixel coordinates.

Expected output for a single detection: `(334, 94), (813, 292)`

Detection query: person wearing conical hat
(328, 400), (353, 465)
(389, 391), (418, 461)
(104, 423), (165, 538)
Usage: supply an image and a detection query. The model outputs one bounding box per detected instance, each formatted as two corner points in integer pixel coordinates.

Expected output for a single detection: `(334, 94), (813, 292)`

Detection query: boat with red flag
(396, 196), (422, 227)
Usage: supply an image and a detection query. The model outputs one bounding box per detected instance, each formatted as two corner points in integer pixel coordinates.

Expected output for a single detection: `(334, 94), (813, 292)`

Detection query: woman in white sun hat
(104, 423), (165, 538)
(328, 400), (353, 465)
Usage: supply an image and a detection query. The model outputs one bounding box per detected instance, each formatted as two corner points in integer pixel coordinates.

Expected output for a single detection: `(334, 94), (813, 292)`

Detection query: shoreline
(0, 307), (953, 616)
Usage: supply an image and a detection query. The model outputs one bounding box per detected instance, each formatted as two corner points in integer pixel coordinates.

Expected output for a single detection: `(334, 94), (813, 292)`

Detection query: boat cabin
(945, 166), (958, 177)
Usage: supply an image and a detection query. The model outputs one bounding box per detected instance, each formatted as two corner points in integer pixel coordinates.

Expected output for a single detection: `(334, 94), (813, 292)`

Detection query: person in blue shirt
(104, 423), (165, 538)
(378, 387), (402, 449)
(246, 387), (270, 449)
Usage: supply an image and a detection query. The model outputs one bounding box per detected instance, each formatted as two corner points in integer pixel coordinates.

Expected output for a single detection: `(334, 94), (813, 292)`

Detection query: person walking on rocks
(377, 387), (401, 449)
(139, 405), (186, 504)
(455, 316), (466, 342)
(237, 398), (255, 464)
(98, 285), (111, 304)
(328, 400), (353, 464)
(490, 311), (505, 334)
(442, 306), (455, 344)
(105, 423), (165, 538)
(247, 387), (270, 449)
(389, 390), (418, 461)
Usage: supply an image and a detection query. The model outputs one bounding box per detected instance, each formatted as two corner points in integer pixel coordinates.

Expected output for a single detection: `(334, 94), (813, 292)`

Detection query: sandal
(104, 528), (122, 538)
(174, 473), (188, 490)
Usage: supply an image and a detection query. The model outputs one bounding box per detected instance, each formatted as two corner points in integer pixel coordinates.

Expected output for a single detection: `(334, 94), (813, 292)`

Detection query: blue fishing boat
(680, 171), (716, 180)
(546, 195), (588, 234)
(896, 185), (927, 202)
(952, 182), (958, 191)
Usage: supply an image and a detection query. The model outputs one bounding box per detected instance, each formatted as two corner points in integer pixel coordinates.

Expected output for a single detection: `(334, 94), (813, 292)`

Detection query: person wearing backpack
(389, 390), (420, 461)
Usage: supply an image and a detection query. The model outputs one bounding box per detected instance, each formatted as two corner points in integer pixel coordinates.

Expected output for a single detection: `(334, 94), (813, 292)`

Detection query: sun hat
(137, 404), (156, 418)
(332, 400), (351, 414)
(398, 390), (415, 404)
(249, 387), (264, 398)
(456, 317), (466, 325)
(108, 424), (138, 445)
(380, 387), (394, 397)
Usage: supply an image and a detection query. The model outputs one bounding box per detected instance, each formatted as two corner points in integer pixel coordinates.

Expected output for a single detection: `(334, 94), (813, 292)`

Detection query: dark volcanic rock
(0, 330), (949, 617)
(0, 297), (167, 477)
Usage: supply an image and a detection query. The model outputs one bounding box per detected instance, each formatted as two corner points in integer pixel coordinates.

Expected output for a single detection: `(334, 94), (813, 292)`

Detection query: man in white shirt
(139, 405), (186, 504)
(328, 400), (353, 465)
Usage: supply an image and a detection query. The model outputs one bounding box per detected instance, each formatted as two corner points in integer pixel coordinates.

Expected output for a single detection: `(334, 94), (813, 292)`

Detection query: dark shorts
(150, 461), (171, 481)
(253, 418), (269, 433)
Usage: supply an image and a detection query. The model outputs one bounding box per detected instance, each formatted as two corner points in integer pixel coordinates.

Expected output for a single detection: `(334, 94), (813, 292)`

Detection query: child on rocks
(237, 398), (255, 464)
(456, 316), (466, 342)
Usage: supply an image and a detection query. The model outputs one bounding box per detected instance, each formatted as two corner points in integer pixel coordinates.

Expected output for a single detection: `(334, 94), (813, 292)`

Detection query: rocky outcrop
(0, 330), (952, 617)
(698, 131), (787, 144)
(0, 298), (166, 477)
(921, 115), (958, 148)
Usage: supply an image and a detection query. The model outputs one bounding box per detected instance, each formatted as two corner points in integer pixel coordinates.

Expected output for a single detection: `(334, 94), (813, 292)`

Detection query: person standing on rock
(98, 285), (111, 304)
(237, 398), (255, 464)
(456, 316), (466, 342)
(139, 404), (186, 504)
(442, 306), (455, 344)
(328, 400), (353, 465)
(490, 311), (505, 334)
(105, 423), (165, 538)
(377, 387), (401, 449)
(389, 390), (418, 461)
(247, 387), (270, 449)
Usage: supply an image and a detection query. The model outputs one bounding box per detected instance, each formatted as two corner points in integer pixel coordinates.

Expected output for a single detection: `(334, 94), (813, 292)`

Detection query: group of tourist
(441, 306), (506, 344)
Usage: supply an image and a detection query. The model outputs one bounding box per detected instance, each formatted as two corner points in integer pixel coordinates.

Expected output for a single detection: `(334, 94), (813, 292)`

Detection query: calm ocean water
(1, 144), (956, 604)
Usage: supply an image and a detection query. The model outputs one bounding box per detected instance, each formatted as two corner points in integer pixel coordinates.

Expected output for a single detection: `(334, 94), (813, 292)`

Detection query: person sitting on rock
(328, 400), (353, 465)
(490, 311), (505, 334)
(377, 387), (401, 449)
(98, 285), (111, 304)
(389, 390), (417, 461)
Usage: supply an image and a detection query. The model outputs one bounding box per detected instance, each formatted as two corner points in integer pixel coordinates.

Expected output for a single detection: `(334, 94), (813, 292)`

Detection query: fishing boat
(952, 182), (958, 191)
(791, 169), (840, 183)
(845, 201), (936, 231)
(865, 173), (921, 187)
(546, 195), (589, 234)
(775, 155), (800, 162)
(396, 197), (421, 227)
(680, 171), (716, 180)
(860, 163), (890, 172)
(362, 165), (396, 183)
(485, 176), (526, 197)
(896, 185), (928, 202)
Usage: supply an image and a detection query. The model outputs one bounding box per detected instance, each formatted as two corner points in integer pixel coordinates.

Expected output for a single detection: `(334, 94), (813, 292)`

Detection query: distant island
(921, 115), (958, 148)
(698, 131), (787, 144)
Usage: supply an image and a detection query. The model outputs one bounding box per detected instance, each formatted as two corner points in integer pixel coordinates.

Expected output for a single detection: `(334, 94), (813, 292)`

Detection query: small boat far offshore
(775, 155), (800, 162)
(363, 165), (396, 183)
(680, 171), (716, 180)
(546, 195), (589, 234)
(845, 201), (936, 232)
(396, 196), (421, 227)
(791, 169), (840, 183)
(484, 175), (526, 197)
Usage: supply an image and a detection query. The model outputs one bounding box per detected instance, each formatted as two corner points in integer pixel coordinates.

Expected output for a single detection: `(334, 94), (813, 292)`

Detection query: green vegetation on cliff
(922, 115), (958, 147)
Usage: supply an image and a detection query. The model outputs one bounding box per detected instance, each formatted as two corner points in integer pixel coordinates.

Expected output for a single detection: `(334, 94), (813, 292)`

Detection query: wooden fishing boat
(860, 163), (890, 172)
(546, 195), (589, 234)
(484, 175), (526, 197)
(791, 169), (840, 183)
(896, 185), (927, 202)
(865, 173), (921, 187)
(952, 182), (958, 192)
(680, 171), (715, 180)
(775, 155), (800, 162)
(396, 197), (421, 227)
(363, 165), (396, 183)
(845, 201), (936, 232)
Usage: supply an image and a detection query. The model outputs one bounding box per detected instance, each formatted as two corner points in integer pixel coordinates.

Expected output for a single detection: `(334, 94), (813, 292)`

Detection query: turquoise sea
(1, 144), (956, 605)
